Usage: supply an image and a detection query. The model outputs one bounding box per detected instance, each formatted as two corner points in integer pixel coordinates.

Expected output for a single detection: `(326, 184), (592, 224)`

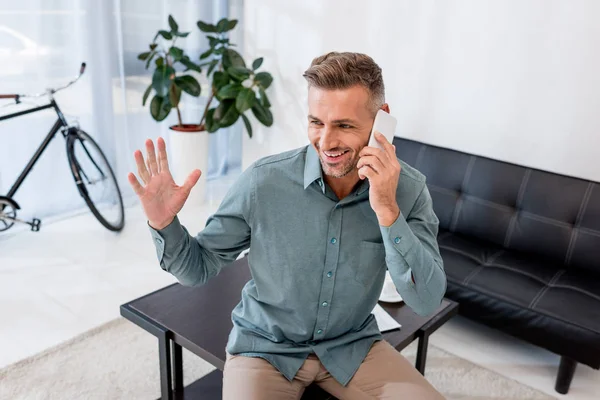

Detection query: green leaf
(168, 15), (178, 32)
(227, 66), (251, 81)
(169, 84), (182, 107)
(216, 18), (229, 33)
(226, 20), (238, 32)
(258, 87), (271, 108)
(252, 57), (263, 71)
(149, 43), (158, 50)
(179, 57), (202, 73)
(214, 100), (231, 120)
(174, 31), (190, 38)
(205, 108), (219, 132)
(199, 48), (213, 60)
(197, 20), (217, 33)
(169, 47), (184, 61)
(155, 57), (164, 68)
(236, 88), (255, 113)
(138, 51), (151, 61)
(152, 65), (175, 97)
(150, 95), (171, 121)
(207, 59), (219, 76)
(222, 48), (245, 68)
(240, 113), (252, 138)
(213, 46), (226, 55)
(207, 35), (219, 48)
(215, 100), (239, 128)
(158, 30), (173, 40)
(251, 102), (273, 127)
(212, 71), (230, 90)
(174, 75), (201, 96)
(142, 84), (153, 106)
(217, 83), (243, 100)
(254, 72), (273, 89)
(145, 51), (157, 69)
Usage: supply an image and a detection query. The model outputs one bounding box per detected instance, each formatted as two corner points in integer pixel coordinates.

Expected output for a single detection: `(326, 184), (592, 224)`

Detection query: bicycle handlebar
(19, 62), (87, 100)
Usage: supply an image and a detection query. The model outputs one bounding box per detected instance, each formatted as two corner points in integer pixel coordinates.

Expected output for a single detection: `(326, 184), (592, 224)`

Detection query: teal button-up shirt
(149, 145), (446, 386)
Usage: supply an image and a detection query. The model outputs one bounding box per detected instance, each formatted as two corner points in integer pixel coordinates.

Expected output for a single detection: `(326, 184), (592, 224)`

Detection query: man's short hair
(303, 51), (385, 115)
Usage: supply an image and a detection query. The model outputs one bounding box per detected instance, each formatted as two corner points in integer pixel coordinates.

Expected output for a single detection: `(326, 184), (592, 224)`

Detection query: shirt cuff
(148, 216), (188, 266)
(379, 212), (418, 258)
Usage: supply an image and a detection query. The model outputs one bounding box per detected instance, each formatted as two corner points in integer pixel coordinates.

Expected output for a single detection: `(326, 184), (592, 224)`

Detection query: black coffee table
(120, 257), (458, 400)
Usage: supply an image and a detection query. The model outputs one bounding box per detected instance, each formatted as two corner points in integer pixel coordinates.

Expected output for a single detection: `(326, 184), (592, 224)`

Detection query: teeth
(325, 151), (347, 157)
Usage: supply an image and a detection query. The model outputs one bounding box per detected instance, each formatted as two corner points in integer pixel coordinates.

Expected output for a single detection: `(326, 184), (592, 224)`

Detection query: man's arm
(379, 182), (447, 316)
(148, 165), (255, 286)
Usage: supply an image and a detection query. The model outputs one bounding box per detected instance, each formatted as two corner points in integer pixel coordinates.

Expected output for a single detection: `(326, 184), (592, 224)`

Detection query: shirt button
(330, 237), (337, 244)
(326, 271), (333, 278)
(322, 301), (328, 307)
(394, 237), (401, 244)
(317, 329), (323, 334)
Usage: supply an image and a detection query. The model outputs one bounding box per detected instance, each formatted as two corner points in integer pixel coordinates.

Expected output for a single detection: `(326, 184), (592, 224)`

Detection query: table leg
(172, 341), (184, 391)
(158, 334), (173, 400)
(415, 333), (429, 375)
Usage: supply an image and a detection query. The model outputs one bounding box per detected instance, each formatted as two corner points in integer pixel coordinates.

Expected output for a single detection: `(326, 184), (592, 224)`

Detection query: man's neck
(323, 170), (362, 200)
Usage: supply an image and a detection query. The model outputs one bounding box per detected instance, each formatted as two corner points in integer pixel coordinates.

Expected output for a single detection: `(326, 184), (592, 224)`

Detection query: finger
(357, 155), (384, 174)
(372, 132), (395, 162)
(358, 165), (376, 181)
(134, 150), (151, 184)
(375, 131), (392, 146)
(146, 139), (159, 176)
(182, 169), (202, 194)
(360, 145), (390, 164)
(127, 172), (145, 196)
(157, 137), (169, 174)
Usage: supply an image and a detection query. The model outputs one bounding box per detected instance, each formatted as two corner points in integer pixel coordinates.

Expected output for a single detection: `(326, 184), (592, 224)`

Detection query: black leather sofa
(393, 137), (600, 395)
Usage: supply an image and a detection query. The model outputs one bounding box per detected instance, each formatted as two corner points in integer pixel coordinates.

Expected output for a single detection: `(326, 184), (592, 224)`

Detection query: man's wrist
(149, 216), (175, 231)
(377, 205), (400, 227)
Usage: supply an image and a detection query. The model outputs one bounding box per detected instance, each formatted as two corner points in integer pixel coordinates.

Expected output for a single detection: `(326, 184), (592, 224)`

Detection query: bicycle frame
(0, 99), (70, 199)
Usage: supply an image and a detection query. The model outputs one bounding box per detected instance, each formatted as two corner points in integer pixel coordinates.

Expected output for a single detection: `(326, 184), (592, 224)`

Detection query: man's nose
(319, 127), (340, 150)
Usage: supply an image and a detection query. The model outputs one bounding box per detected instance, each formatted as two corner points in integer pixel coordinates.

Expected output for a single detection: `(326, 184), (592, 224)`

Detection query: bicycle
(0, 62), (125, 233)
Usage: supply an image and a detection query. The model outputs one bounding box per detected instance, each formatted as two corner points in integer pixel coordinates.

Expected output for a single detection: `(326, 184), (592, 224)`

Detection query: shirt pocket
(355, 241), (387, 285)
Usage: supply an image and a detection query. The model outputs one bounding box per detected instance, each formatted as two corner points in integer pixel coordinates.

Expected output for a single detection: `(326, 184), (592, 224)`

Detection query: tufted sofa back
(393, 137), (600, 274)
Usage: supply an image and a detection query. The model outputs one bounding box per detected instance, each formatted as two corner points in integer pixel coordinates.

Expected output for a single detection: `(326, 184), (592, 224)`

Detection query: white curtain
(0, 0), (241, 222)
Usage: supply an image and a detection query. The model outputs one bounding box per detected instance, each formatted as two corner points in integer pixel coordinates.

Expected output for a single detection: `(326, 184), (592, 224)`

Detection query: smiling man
(129, 51), (447, 399)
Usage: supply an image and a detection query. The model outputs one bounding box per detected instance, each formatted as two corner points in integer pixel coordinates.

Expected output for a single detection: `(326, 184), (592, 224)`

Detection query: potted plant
(138, 15), (203, 132)
(138, 15), (273, 206)
(195, 17), (273, 137)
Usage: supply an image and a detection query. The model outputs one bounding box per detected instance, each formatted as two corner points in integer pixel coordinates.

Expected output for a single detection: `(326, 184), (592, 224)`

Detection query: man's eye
(311, 120), (322, 125)
(340, 124), (351, 129)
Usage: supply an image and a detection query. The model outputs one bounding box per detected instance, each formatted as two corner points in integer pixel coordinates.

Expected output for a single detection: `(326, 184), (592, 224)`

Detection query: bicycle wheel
(66, 129), (125, 231)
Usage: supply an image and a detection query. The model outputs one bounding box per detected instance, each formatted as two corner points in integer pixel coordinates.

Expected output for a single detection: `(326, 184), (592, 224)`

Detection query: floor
(1, 180), (598, 399)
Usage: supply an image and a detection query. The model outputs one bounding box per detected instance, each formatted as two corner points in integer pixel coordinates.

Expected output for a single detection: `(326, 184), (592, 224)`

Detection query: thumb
(182, 169), (202, 193)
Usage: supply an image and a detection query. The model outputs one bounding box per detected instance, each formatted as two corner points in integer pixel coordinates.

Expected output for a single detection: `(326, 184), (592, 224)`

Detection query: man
(128, 52), (447, 399)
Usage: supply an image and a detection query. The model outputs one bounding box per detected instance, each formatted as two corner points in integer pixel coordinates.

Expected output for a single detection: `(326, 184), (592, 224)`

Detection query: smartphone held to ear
(368, 110), (397, 150)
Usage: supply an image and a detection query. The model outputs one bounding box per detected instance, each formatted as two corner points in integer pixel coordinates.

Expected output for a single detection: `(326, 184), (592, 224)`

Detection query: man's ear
(381, 103), (390, 113)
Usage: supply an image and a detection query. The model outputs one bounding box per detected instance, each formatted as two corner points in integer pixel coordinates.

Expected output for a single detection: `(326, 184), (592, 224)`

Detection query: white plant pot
(168, 128), (209, 212)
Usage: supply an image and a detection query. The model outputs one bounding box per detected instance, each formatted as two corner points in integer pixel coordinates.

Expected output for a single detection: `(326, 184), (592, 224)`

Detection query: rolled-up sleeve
(380, 182), (447, 316)
(148, 164), (255, 286)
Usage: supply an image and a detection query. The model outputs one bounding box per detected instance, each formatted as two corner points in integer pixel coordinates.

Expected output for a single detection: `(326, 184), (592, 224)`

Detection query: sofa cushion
(439, 229), (600, 367)
(393, 137), (600, 275)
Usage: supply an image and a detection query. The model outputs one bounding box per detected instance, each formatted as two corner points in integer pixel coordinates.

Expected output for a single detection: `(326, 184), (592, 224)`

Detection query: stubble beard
(319, 150), (360, 178)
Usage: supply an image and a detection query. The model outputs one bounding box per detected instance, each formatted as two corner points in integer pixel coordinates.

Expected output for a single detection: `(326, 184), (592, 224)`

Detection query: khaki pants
(223, 340), (445, 399)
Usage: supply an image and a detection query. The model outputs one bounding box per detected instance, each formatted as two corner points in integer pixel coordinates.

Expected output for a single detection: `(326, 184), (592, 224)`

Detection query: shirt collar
(304, 145), (324, 190)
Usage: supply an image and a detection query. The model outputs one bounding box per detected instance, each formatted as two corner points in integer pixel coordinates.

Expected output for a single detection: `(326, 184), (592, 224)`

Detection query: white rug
(0, 318), (556, 400)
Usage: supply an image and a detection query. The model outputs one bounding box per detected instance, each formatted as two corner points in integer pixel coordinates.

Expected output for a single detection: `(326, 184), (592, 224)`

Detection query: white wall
(242, 0), (600, 181)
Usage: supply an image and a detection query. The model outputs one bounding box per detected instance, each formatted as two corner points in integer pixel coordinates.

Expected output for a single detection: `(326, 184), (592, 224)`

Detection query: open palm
(128, 137), (201, 230)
